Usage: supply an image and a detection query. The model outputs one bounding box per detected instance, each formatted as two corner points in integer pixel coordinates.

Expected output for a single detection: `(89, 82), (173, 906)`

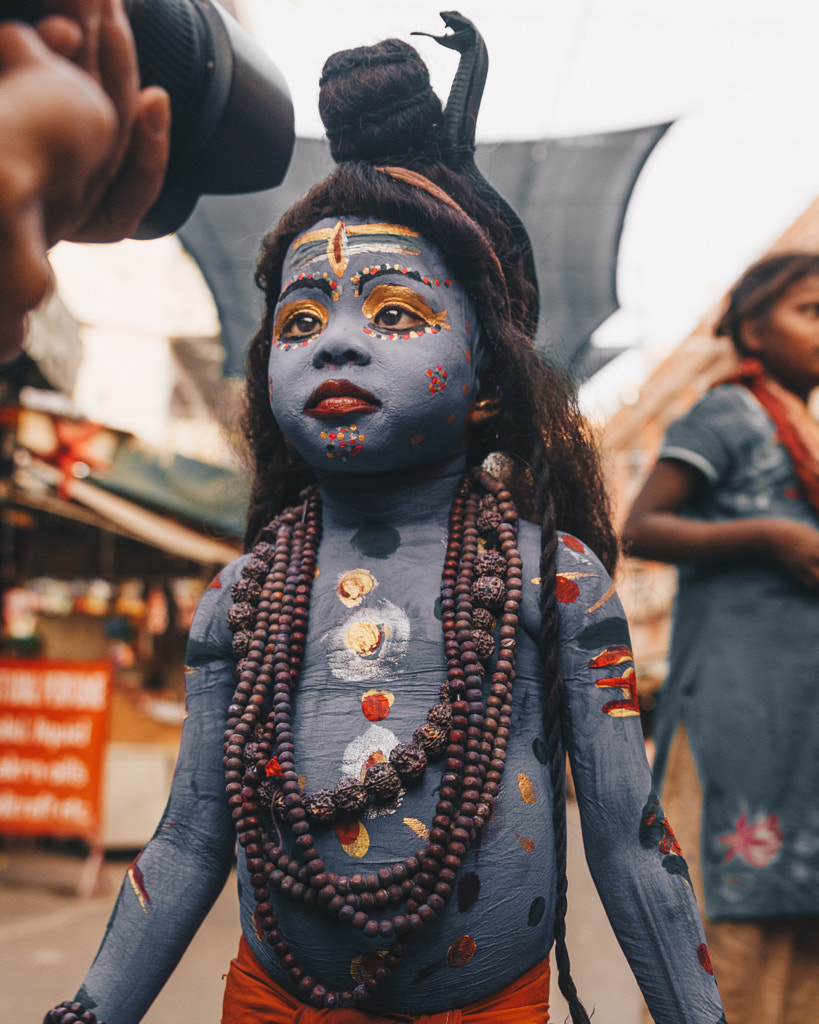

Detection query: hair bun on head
(319, 38), (443, 164)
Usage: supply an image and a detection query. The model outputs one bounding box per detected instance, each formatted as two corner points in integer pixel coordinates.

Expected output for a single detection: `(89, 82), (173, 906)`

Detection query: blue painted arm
(73, 564), (243, 1024)
(550, 533), (725, 1024)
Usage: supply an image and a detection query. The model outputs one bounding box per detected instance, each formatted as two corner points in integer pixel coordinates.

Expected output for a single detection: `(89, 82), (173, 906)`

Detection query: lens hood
(125, 0), (294, 237)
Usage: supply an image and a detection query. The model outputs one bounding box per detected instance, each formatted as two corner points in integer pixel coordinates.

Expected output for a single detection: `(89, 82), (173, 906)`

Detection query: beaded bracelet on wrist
(44, 1002), (104, 1024)
(224, 468), (522, 1009)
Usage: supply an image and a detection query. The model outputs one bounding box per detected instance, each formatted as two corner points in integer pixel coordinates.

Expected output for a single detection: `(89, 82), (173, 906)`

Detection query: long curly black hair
(239, 30), (617, 1024)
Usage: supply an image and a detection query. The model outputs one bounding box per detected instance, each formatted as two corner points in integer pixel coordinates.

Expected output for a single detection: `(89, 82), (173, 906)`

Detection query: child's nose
(312, 335), (371, 368)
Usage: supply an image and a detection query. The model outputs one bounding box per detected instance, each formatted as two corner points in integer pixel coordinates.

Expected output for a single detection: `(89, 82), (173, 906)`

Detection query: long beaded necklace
(223, 469), (522, 1010)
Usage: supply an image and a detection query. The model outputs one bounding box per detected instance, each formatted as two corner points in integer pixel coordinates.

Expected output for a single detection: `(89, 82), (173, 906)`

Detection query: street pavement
(1, 799), (641, 1024)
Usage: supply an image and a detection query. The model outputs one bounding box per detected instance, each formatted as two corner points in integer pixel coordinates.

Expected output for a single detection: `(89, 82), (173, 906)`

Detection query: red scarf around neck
(727, 358), (819, 513)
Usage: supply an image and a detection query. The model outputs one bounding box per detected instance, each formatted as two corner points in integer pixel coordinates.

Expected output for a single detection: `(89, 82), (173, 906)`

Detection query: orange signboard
(0, 660), (111, 838)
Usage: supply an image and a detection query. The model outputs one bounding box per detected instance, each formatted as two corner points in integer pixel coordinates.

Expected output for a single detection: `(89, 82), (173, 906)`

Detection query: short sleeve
(660, 384), (761, 484)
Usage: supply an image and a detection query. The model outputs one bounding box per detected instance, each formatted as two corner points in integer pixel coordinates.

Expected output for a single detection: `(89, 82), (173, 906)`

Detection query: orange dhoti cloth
(221, 934), (551, 1024)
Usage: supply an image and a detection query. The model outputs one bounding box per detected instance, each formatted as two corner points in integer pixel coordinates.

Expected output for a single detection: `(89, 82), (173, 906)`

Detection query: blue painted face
(267, 216), (484, 472)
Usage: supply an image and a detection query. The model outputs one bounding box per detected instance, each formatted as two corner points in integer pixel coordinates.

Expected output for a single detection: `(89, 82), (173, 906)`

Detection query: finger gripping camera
(6, 0), (295, 237)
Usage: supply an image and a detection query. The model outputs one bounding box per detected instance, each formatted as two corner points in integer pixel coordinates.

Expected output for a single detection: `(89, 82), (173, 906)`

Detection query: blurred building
(0, 237), (245, 851)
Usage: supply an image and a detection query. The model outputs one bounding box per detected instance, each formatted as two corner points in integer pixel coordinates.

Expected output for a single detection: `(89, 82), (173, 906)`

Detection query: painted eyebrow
(278, 277), (337, 303)
(358, 267), (433, 289)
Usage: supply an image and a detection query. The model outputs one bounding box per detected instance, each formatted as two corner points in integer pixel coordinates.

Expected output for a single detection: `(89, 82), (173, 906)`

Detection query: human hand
(762, 517), (819, 589)
(0, 0), (170, 360)
(36, 0), (171, 243)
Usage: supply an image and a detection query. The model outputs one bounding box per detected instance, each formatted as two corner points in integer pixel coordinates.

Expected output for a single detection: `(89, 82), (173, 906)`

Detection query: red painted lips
(304, 380), (381, 420)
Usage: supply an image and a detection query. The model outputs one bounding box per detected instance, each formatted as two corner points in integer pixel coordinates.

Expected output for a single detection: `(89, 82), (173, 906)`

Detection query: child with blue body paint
(46, 18), (726, 1024)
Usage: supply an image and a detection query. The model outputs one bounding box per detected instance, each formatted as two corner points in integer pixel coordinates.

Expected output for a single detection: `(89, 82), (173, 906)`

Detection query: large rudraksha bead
(242, 556), (270, 582)
(427, 702), (452, 731)
(476, 503), (501, 535)
(232, 630), (252, 657)
(303, 789), (338, 822)
(471, 628), (496, 661)
(364, 762), (402, 803)
(389, 742), (427, 783)
(333, 778), (369, 815)
(252, 541), (277, 564)
(475, 550), (506, 579)
(413, 723), (448, 757)
(471, 574), (506, 610)
(471, 607), (496, 633)
(231, 577), (262, 604)
(228, 601), (256, 631)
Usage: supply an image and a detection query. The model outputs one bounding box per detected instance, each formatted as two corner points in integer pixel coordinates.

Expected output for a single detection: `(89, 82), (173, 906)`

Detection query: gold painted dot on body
(410, 434), (426, 446)
(335, 819), (370, 858)
(344, 621), (382, 656)
(465, 347), (471, 363)
(518, 773), (536, 804)
(447, 413), (456, 424)
(337, 568), (377, 607)
(462, 384), (469, 396)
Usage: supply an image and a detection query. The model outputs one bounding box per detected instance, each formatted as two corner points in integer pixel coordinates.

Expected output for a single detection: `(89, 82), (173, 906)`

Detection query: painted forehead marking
(290, 220), (423, 277)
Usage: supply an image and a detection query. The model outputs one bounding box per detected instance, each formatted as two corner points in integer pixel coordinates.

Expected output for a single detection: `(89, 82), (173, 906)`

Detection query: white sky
(248, 0), (819, 411)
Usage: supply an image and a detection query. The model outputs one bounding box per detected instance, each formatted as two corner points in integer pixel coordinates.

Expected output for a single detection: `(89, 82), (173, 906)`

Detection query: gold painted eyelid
(273, 298), (330, 340)
(361, 284), (444, 324)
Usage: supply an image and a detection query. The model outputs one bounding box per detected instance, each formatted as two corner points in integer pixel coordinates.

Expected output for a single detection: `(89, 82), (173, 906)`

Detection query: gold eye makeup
(361, 284), (450, 339)
(273, 299), (330, 350)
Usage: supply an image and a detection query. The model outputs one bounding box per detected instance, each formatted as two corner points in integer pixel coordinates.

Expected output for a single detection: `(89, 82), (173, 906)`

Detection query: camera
(4, 0), (295, 237)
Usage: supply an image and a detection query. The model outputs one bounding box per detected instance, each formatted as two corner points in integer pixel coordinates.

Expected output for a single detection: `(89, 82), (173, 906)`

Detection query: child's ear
(467, 395), (501, 425)
(738, 320), (765, 356)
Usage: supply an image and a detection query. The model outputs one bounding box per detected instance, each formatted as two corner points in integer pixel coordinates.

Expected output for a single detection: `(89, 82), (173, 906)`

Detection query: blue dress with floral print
(654, 382), (819, 920)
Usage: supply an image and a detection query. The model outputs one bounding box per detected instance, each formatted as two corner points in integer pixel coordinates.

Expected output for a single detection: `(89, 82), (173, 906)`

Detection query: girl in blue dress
(624, 251), (819, 1024)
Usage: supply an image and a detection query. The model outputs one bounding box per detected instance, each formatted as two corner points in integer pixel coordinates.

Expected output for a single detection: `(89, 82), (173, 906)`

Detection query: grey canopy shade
(179, 123), (670, 381)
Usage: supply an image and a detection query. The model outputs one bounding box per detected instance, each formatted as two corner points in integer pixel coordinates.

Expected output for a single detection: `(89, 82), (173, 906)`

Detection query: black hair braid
(536, 457), (592, 1024)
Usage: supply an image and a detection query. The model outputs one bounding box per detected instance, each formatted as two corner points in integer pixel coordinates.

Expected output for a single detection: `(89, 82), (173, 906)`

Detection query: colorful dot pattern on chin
(351, 264), (452, 296)
(320, 425), (365, 458)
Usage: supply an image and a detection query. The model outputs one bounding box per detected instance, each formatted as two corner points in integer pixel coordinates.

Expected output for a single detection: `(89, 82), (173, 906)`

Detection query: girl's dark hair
(240, 35), (616, 1024)
(716, 250), (819, 354)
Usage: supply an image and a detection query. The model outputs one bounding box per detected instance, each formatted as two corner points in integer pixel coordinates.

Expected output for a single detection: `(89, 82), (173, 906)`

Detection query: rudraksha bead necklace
(224, 469), (522, 1009)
